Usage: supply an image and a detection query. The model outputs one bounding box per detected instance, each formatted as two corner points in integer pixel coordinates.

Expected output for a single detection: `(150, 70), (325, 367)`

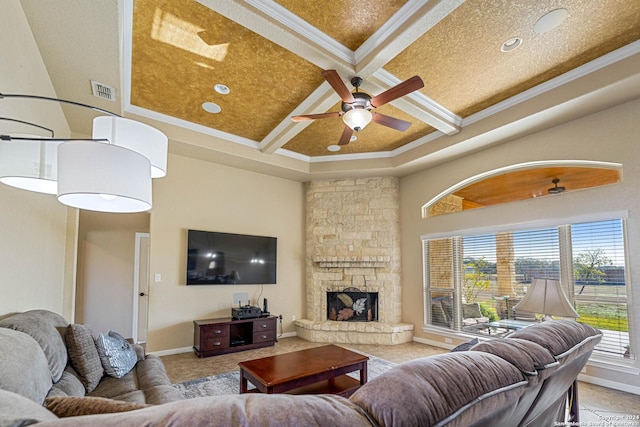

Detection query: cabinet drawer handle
(261, 324), (267, 328)
(213, 342), (222, 346)
(213, 330), (222, 334)
(260, 335), (267, 339)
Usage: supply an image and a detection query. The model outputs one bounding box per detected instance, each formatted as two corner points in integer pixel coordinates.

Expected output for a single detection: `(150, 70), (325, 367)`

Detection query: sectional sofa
(0, 309), (601, 426)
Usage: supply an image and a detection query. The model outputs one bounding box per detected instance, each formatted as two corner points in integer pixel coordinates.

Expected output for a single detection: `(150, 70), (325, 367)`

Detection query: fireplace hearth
(327, 290), (378, 322)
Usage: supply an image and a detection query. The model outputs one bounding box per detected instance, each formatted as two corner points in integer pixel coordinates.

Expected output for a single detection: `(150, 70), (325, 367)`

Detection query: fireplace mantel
(313, 256), (390, 268)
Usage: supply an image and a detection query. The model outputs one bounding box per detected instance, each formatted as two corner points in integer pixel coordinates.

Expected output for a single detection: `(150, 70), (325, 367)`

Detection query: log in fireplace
(326, 290), (379, 322)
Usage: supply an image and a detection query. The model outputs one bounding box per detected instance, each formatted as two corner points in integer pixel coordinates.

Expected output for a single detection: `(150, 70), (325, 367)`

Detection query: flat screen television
(186, 229), (277, 285)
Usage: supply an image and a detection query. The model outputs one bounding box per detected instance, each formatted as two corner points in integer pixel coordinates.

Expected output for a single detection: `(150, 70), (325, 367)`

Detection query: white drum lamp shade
(57, 140), (152, 213)
(0, 136), (60, 194)
(92, 116), (168, 178)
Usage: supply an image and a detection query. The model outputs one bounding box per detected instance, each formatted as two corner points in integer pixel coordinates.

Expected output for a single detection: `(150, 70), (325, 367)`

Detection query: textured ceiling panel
(131, 0), (323, 142)
(386, 0), (640, 117)
(274, 0), (407, 51)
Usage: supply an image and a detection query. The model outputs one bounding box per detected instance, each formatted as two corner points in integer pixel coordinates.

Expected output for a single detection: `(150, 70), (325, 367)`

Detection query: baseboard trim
(412, 335), (454, 350)
(149, 346), (193, 357)
(578, 373), (640, 395)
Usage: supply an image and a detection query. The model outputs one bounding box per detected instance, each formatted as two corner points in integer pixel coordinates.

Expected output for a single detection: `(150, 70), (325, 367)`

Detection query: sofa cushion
(0, 327), (52, 404)
(508, 320), (602, 362)
(350, 351), (527, 427)
(66, 324), (104, 392)
(88, 356), (183, 405)
(47, 366), (86, 398)
(0, 389), (58, 426)
(95, 331), (137, 379)
(470, 338), (558, 376)
(0, 310), (68, 382)
(462, 302), (483, 319)
(44, 396), (149, 417)
(431, 301), (449, 327)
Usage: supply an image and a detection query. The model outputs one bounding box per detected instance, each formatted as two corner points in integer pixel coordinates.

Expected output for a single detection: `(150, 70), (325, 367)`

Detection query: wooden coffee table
(238, 344), (368, 397)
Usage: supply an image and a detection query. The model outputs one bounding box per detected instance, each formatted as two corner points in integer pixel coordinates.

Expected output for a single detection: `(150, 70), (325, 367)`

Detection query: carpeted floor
(173, 352), (395, 398)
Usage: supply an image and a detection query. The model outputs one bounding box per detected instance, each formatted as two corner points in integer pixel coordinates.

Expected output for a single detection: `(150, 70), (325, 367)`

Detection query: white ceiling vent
(90, 80), (116, 102)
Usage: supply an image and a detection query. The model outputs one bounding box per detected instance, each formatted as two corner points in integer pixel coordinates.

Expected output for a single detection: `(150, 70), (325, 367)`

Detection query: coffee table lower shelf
(243, 374), (361, 398)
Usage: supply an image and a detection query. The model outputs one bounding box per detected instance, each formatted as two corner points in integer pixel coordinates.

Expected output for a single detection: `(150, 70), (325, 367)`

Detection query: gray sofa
(0, 311), (601, 427)
(0, 310), (182, 410)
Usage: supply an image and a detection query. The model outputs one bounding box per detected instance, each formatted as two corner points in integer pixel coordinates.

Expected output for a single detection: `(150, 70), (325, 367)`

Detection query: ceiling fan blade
(291, 112), (341, 122)
(372, 113), (412, 131)
(370, 75), (424, 108)
(321, 70), (355, 103)
(338, 125), (354, 145)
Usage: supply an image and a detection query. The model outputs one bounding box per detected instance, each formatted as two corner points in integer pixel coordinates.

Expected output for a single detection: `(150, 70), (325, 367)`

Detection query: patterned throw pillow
(65, 324), (104, 393)
(94, 331), (137, 379)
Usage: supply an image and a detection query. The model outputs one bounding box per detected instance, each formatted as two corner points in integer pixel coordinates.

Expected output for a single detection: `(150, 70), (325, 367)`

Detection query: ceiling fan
(548, 178), (566, 194)
(291, 70), (424, 146)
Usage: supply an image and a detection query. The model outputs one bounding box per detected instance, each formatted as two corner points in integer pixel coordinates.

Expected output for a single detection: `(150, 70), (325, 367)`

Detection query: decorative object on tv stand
(0, 93), (167, 213)
(513, 278), (579, 320)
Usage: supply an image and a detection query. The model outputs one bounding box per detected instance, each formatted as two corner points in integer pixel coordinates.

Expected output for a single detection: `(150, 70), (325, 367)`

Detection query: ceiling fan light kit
(0, 93), (168, 213)
(342, 108), (372, 131)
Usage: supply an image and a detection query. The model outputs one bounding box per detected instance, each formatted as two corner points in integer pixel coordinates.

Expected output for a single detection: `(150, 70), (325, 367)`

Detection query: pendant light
(57, 140), (152, 213)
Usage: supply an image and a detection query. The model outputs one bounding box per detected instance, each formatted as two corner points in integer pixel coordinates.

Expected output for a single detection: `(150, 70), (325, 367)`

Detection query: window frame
(421, 211), (635, 365)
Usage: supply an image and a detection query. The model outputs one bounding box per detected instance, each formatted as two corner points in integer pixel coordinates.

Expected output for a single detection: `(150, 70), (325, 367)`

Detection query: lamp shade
(513, 278), (580, 318)
(342, 109), (372, 131)
(92, 116), (168, 178)
(57, 140), (152, 213)
(0, 135), (60, 194)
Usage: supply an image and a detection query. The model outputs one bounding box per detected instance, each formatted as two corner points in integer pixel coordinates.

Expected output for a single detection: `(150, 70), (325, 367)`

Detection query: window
(423, 218), (633, 361)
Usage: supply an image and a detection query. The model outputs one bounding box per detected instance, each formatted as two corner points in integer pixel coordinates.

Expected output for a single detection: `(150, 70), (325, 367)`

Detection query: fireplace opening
(327, 289), (378, 322)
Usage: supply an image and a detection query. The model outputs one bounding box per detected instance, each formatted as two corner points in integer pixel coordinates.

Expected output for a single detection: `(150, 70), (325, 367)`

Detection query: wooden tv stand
(193, 316), (278, 358)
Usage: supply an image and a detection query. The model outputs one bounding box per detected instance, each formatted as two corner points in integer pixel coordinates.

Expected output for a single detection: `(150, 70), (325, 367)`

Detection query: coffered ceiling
(14, 0), (640, 180)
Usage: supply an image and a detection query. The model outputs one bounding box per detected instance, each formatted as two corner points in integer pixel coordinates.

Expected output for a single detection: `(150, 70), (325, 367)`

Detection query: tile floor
(161, 337), (639, 426)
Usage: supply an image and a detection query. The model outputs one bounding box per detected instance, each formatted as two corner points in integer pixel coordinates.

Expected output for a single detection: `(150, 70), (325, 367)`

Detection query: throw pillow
(95, 331), (138, 378)
(65, 324), (104, 393)
(44, 396), (148, 417)
(450, 337), (479, 352)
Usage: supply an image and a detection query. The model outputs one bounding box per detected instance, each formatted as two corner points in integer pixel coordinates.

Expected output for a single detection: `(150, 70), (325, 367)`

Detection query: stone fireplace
(294, 177), (414, 344)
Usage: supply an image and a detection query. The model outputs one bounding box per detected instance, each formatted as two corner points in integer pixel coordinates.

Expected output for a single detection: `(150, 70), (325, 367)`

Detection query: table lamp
(513, 278), (579, 320)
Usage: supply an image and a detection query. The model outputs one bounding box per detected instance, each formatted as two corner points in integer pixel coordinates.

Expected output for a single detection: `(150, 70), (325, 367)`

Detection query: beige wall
(0, 1), (76, 320)
(146, 154), (306, 352)
(400, 97), (640, 391)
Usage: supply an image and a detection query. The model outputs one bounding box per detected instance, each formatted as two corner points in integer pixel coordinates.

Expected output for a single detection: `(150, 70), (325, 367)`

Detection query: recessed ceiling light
(534, 8), (568, 34)
(202, 102), (221, 114)
(214, 84), (230, 95)
(501, 37), (523, 52)
(350, 135), (357, 142)
(327, 145), (341, 152)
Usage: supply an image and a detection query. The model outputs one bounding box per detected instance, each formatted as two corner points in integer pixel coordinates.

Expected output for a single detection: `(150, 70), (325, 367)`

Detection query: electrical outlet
(444, 338), (453, 344)
(292, 315), (296, 321)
